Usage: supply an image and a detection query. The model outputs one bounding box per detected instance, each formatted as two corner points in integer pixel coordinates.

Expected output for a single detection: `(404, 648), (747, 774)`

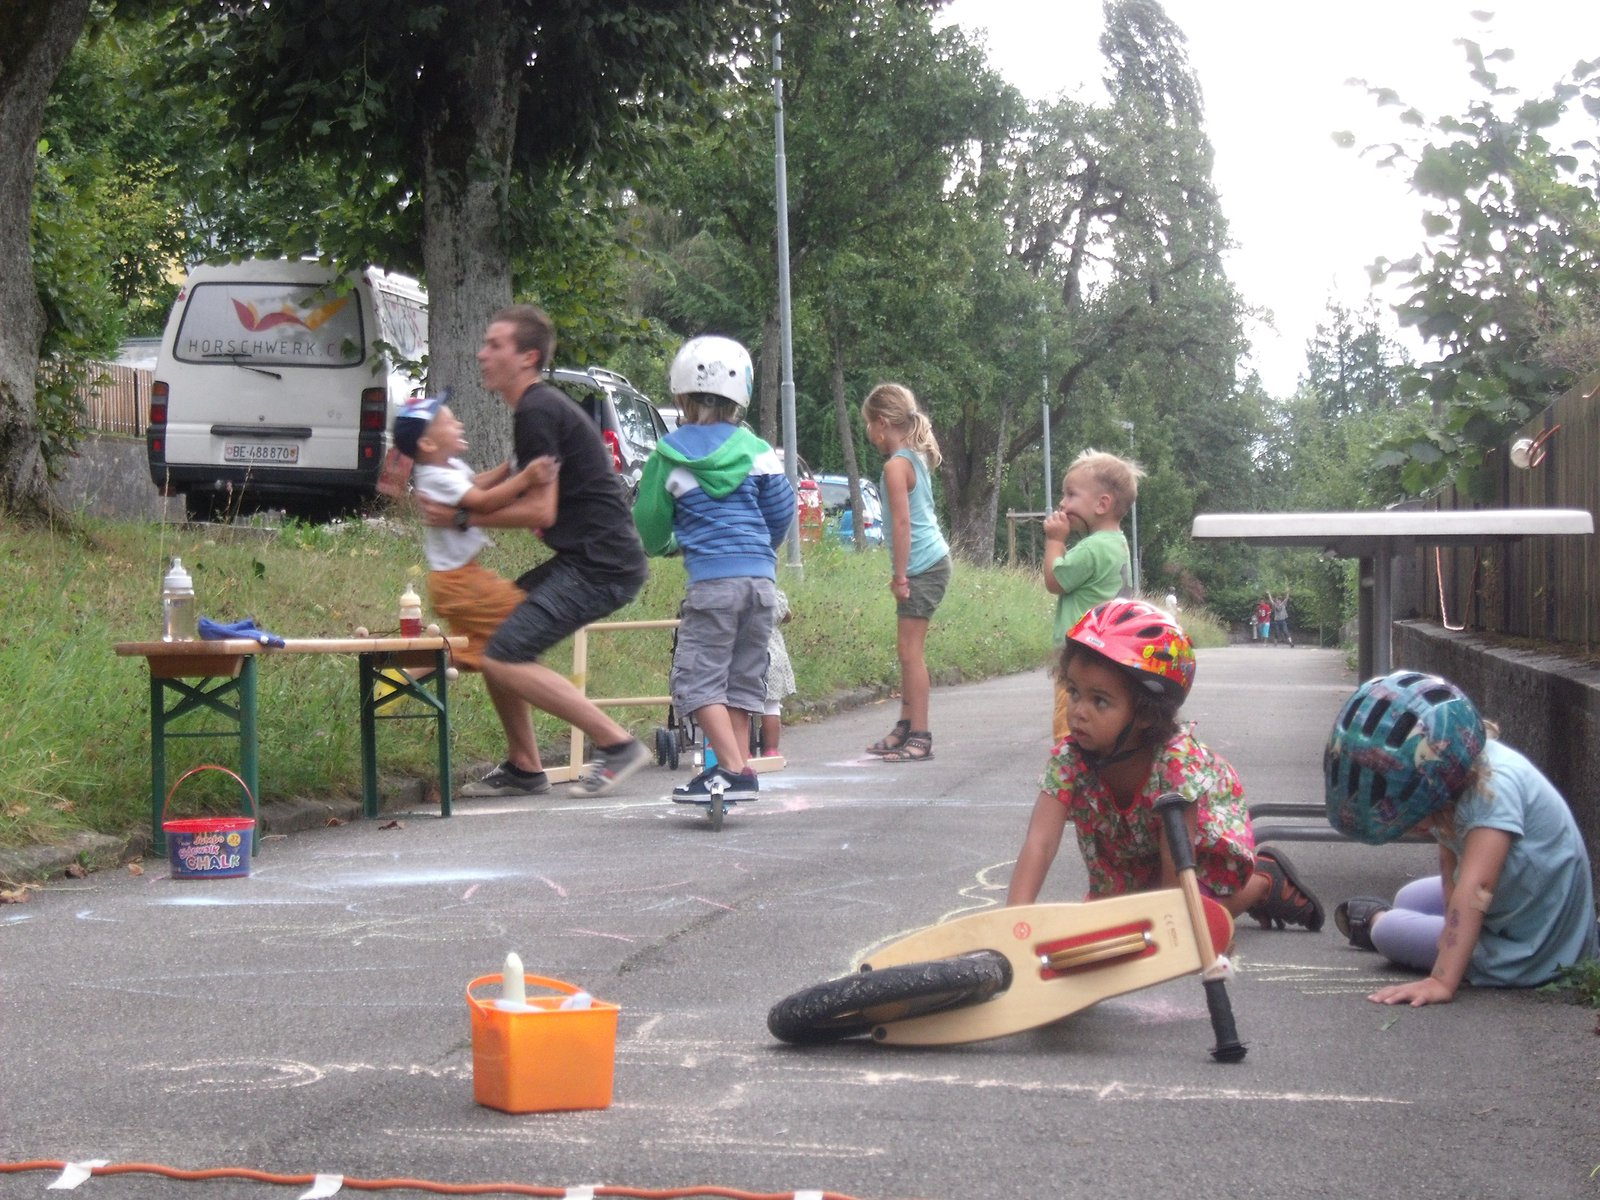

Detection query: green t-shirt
(1050, 529), (1132, 643)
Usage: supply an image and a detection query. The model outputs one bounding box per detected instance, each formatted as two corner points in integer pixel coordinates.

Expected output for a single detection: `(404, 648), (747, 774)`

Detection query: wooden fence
(62, 362), (151, 437)
(1417, 371), (1600, 652)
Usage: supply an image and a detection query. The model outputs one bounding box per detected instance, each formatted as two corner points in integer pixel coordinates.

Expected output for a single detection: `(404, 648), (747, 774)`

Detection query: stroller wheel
(655, 727), (673, 767)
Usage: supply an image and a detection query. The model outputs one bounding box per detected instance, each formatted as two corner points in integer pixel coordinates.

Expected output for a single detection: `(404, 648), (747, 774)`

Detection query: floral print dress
(1041, 726), (1255, 898)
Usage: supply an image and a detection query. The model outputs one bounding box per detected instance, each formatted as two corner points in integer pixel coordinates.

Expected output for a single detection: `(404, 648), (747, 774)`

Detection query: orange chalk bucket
(466, 973), (619, 1114)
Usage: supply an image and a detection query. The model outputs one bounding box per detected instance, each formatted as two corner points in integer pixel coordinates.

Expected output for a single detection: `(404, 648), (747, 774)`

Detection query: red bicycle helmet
(1067, 599), (1195, 702)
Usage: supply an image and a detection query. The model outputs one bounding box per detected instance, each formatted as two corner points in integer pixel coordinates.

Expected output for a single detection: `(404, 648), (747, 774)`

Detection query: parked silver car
(549, 366), (671, 503)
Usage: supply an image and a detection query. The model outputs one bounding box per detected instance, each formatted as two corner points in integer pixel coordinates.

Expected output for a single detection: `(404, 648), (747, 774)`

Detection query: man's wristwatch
(454, 506), (471, 531)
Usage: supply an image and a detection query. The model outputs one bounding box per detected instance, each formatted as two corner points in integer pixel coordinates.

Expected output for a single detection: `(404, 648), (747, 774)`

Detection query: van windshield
(173, 281), (365, 368)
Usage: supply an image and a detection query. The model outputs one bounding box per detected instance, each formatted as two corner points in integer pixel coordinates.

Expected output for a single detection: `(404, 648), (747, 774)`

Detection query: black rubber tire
(766, 951), (1013, 1044)
(666, 729), (680, 770)
(654, 727), (672, 767)
(709, 790), (725, 831)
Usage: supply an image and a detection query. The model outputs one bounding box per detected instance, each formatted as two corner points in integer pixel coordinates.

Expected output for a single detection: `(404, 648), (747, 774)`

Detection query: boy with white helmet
(634, 335), (796, 799)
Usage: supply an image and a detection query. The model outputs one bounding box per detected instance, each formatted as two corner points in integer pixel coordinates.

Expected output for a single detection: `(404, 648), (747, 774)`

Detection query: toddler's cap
(392, 390), (447, 458)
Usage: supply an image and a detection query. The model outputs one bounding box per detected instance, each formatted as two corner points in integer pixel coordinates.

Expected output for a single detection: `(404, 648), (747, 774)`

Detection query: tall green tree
(1350, 35), (1600, 499)
(0, 0), (93, 518)
(631, 1), (1011, 431)
(1301, 297), (1408, 419)
(985, 0), (1248, 565)
(169, 0), (766, 463)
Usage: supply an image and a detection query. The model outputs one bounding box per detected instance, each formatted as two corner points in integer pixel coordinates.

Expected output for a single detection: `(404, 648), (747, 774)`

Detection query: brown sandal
(866, 719), (911, 756)
(880, 731), (933, 762)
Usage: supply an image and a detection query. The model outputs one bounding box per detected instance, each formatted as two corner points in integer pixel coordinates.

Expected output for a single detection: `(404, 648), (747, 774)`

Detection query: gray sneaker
(458, 762), (551, 798)
(569, 739), (651, 796)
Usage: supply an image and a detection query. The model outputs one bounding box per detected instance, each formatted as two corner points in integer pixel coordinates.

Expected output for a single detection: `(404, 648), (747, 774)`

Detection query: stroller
(651, 611), (768, 771)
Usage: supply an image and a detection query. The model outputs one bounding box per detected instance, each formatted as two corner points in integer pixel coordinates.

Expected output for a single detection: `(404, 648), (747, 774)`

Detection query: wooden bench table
(115, 635), (466, 852)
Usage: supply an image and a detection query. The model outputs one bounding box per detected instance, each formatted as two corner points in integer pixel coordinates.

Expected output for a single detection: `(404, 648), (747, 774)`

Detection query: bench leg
(360, 657), (380, 819)
(435, 647), (452, 819)
(149, 675), (167, 853)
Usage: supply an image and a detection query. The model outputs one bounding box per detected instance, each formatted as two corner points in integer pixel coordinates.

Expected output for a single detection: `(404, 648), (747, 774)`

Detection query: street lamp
(774, 29), (801, 575)
(1116, 419), (1140, 594)
(1041, 318), (1052, 512)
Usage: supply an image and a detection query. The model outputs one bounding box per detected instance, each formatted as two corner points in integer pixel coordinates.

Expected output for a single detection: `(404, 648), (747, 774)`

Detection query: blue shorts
(485, 556), (643, 664)
(671, 577), (777, 715)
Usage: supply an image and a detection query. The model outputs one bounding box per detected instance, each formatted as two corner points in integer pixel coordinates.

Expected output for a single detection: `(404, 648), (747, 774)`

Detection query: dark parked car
(550, 366), (671, 502)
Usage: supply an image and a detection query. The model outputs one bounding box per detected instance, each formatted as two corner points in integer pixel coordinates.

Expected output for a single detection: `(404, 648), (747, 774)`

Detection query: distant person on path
(861, 383), (952, 764)
(420, 305), (652, 797)
(393, 390), (558, 797)
(1268, 590), (1294, 646)
(1006, 599), (1325, 932)
(1254, 597), (1273, 642)
(634, 335), (794, 800)
(762, 587), (796, 756)
(1326, 671), (1597, 1007)
(1042, 450), (1140, 745)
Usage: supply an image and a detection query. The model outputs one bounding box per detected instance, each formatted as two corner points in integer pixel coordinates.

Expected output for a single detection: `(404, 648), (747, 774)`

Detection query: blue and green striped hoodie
(633, 424), (796, 582)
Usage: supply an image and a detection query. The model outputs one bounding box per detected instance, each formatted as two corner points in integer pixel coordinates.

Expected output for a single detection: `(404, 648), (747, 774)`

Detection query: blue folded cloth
(198, 617), (286, 648)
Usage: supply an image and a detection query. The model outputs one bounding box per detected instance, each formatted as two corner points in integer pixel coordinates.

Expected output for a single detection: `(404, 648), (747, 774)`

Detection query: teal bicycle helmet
(1324, 670), (1485, 844)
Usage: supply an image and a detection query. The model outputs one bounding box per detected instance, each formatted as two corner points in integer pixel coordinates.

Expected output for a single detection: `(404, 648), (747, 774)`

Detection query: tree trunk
(0, 0), (90, 519)
(943, 394), (1010, 565)
(418, 0), (521, 466)
(828, 321), (867, 549)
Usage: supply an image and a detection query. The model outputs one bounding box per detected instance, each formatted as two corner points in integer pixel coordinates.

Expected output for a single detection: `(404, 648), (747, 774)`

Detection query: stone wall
(51, 434), (179, 522)
(1394, 618), (1600, 893)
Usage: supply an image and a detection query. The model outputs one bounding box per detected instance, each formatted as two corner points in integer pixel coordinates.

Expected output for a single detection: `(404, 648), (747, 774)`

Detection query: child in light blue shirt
(1326, 671), (1597, 1006)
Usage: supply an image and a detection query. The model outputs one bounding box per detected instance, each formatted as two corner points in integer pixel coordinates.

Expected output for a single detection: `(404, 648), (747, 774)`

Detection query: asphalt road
(3, 646), (1597, 1200)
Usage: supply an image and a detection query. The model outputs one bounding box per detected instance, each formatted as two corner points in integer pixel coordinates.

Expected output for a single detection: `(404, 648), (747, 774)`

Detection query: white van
(147, 259), (428, 520)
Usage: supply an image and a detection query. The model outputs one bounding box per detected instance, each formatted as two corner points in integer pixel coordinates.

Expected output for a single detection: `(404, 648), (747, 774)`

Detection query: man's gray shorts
(486, 556), (643, 664)
(671, 576), (777, 716)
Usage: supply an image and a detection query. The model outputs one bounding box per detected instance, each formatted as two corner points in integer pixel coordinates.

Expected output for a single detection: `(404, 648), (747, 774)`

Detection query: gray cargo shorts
(671, 576), (777, 716)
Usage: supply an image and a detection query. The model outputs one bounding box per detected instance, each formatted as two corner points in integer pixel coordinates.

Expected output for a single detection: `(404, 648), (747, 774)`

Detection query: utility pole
(1041, 326), (1052, 512)
(774, 29), (801, 576)
(1118, 419), (1140, 594)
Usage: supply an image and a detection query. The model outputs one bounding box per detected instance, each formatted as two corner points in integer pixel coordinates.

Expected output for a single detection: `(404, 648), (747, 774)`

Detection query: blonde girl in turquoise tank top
(861, 383), (952, 763)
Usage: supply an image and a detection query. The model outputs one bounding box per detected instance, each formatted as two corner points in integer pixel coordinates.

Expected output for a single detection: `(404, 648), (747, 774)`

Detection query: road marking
(139, 1052), (1408, 1109)
(565, 927), (641, 943)
(845, 1069), (1408, 1105)
(1238, 961), (1403, 994)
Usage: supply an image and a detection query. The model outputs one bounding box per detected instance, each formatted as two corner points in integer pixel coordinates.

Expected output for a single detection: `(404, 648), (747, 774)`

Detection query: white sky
(941, 0), (1600, 395)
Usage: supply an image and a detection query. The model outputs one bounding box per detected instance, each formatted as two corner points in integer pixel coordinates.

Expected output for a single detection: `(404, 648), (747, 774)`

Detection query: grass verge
(1, 513), (1224, 851)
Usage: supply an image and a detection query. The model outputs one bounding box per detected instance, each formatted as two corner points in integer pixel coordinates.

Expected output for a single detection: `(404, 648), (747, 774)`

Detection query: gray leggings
(1370, 876), (1447, 972)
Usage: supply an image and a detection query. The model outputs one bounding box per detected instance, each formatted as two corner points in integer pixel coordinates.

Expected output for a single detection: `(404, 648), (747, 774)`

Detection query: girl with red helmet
(1006, 598), (1323, 931)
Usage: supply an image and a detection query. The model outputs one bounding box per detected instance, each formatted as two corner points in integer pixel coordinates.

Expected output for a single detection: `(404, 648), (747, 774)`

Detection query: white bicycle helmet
(668, 336), (753, 410)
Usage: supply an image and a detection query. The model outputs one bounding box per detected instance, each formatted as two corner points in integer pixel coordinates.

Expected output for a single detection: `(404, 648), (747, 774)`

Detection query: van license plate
(224, 442), (300, 464)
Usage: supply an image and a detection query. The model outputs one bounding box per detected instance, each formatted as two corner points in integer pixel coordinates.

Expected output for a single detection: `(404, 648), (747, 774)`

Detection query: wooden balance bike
(767, 793), (1247, 1062)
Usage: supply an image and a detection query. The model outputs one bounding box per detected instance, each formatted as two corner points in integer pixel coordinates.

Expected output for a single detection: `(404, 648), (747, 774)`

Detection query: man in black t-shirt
(422, 305), (651, 797)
